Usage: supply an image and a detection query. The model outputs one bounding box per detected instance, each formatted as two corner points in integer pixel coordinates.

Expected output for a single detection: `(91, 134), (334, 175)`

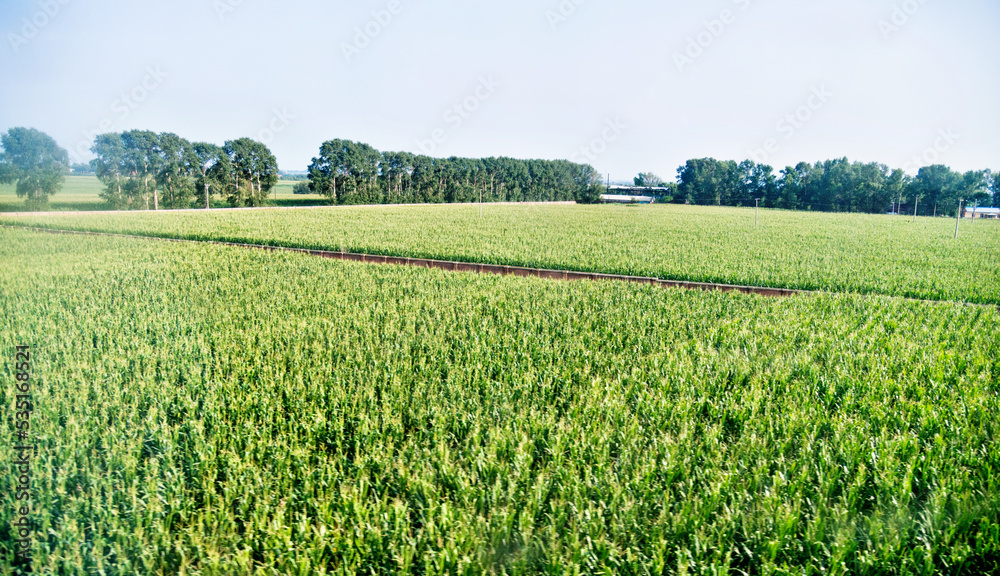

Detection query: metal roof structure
(606, 185), (673, 193)
(963, 207), (1000, 218)
(601, 194), (655, 204)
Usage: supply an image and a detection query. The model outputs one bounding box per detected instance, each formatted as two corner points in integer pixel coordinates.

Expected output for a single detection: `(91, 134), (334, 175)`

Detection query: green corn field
(3, 204), (998, 305)
(1, 225), (998, 574)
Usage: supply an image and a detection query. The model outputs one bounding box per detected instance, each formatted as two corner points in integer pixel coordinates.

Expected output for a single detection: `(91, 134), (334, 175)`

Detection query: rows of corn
(3, 204), (999, 305)
(1, 228), (999, 574)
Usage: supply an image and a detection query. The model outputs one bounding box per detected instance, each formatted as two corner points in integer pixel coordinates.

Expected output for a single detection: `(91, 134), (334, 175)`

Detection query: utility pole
(479, 186), (482, 219)
(955, 199), (963, 239)
(971, 201), (978, 225)
(913, 196), (919, 222)
(755, 198), (760, 228)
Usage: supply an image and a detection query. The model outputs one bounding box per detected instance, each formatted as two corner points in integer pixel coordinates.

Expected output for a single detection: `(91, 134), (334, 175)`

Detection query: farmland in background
(3, 204), (999, 304)
(0, 176), (106, 212)
(0, 176), (327, 212)
(1, 228), (998, 574)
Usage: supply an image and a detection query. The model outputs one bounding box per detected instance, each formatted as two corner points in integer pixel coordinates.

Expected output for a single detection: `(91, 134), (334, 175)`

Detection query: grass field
(3, 203), (999, 305)
(0, 176), (328, 212)
(0, 176), (108, 212)
(1, 228), (998, 574)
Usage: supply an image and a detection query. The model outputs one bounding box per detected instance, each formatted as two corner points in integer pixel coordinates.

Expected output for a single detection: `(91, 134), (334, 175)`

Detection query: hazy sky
(1, 0), (998, 179)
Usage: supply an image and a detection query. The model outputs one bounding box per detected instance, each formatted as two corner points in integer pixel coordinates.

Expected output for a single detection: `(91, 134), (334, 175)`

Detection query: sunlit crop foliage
(1, 229), (998, 574)
(3, 203), (998, 304)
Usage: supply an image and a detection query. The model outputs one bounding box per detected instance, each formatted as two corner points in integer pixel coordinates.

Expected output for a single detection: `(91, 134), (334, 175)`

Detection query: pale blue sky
(1, 0), (998, 179)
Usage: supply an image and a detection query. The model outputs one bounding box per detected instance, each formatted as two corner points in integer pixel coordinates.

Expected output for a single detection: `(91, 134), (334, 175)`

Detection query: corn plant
(0, 228), (998, 575)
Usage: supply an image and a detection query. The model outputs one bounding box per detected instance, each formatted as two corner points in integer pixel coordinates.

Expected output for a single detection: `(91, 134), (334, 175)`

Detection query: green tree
(794, 162), (825, 210)
(193, 142), (225, 209)
(91, 133), (130, 208)
(224, 138), (278, 207)
(410, 155), (436, 203)
(347, 141), (381, 204)
(990, 170), (999, 207)
(734, 160), (758, 207)
(304, 139), (662, 207)
(677, 158), (737, 206)
(574, 163), (605, 204)
(908, 165), (962, 217)
(498, 157), (529, 202)
(308, 139), (350, 203)
(959, 170), (991, 210)
(121, 130), (161, 210)
(884, 168), (908, 214)
(156, 133), (198, 208)
(206, 153), (235, 205)
(852, 162), (894, 214)
(634, 172), (664, 187)
(734, 160), (776, 207)
(777, 166), (802, 210)
(379, 151), (414, 203)
(0, 127), (70, 209)
(817, 158), (856, 211)
(308, 139), (381, 204)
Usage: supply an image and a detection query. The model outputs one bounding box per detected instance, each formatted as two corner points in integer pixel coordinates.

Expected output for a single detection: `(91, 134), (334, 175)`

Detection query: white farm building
(963, 207), (1000, 219)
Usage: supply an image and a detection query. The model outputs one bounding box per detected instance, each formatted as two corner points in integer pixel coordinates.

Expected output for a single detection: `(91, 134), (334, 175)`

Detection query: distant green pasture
(0, 176), (327, 212)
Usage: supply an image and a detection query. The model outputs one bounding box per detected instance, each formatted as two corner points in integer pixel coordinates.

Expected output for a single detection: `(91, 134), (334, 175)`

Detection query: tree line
(2, 126), (997, 214)
(0, 127), (279, 210)
(89, 131), (278, 209)
(307, 139), (604, 205)
(646, 158), (998, 216)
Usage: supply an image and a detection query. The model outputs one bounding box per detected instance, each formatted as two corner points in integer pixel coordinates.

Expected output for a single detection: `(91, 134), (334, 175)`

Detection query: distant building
(601, 185), (669, 204)
(601, 194), (655, 204)
(963, 207), (1000, 219)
